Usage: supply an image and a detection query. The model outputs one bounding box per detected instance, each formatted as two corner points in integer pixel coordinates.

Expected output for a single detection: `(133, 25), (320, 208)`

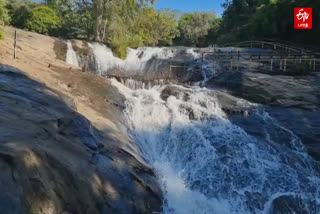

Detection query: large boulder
(210, 71), (320, 110)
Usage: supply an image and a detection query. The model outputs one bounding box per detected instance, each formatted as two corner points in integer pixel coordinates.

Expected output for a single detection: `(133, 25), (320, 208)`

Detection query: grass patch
(0, 28), (4, 40)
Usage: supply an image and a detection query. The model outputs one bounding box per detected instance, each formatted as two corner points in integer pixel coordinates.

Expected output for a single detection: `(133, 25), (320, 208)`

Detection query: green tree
(7, 0), (39, 29)
(26, 6), (61, 35)
(0, 0), (10, 25)
(44, 0), (92, 39)
(219, 0), (320, 45)
(135, 8), (179, 46)
(178, 12), (216, 46)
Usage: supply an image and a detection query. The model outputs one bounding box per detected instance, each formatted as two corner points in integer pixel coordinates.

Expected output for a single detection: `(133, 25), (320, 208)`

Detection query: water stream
(111, 79), (320, 213)
(67, 43), (320, 213)
(66, 41), (79, 67)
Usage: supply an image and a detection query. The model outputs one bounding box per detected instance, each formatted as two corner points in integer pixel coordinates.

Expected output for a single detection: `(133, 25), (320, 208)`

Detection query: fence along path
(168, 40), (320, 73)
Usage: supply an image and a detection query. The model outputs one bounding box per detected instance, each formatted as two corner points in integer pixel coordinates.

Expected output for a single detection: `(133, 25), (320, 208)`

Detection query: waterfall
(87, 43), (215, 78)
(88, 43), (179, 75)
(66, 41), (79, 67)
(111, 79), (320, 214)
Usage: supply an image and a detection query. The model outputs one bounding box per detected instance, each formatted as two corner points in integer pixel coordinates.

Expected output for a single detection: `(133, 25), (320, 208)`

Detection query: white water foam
(110, 79), (320, 214)
(66, 41), (79, 67)
(89, 43), (179, 75)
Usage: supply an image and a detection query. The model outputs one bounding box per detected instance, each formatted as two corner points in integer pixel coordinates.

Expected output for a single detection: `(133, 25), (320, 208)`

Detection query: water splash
(111, 79), (320, 214)
(66, 41), (79, 67)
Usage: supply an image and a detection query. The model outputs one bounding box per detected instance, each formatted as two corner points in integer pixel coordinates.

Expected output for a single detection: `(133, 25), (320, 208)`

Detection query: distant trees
(178, 12), (217, 46)
(26, 6), (61, 34)
(219, 0), (320, 44)
(6, 0), (39, 29)
(106, 4), (179, 58)
(4, 0), (217, 55)
(0, 0), (9, 39)
(0, 0), (9, 25)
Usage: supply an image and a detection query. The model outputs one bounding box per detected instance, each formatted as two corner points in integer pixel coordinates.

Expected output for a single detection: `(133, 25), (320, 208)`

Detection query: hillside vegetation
(1, 0), (319, 54)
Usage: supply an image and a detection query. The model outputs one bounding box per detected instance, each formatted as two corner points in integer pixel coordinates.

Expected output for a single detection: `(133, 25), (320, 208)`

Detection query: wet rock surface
(209, 71), (320, 161)
(270, 195), (317, 214)
(210, 71), (320, 110)
(0, 66), (162, 214)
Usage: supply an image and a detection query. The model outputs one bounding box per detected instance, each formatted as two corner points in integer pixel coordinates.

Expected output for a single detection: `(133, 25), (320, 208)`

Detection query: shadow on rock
(0, 65), (162, 214)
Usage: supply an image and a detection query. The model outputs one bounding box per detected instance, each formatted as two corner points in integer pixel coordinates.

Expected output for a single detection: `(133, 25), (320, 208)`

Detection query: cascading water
(86, 43), (217, 83)
(89, 43), (178, 75)
(111, 79), (320, 214)
(66, 41), (79, 67)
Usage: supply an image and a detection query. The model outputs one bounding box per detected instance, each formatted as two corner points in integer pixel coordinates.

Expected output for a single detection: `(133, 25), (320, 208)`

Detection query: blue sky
(156, 0), (225, 17)
(33, 0), (225, 17)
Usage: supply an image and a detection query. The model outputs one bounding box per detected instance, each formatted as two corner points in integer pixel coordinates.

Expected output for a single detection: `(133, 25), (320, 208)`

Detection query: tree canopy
(178, 12), (217, 46)
(26, 6), (61, 34)
(4, 0), (319, 55)
(219, 0), (320, 44)
(0, 0), (9, 25)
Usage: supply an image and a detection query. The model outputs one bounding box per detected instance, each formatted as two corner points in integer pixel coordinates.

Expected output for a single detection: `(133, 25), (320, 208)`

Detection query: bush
(0, 28), (4, 40)
(0, 0), (10, 25)
(8, 5), (33, 29)
(26, 6), (60, 35)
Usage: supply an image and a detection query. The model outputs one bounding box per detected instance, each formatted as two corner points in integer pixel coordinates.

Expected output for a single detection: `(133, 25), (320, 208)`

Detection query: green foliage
(7, 0), (38, 29)
(0, 0), (10, 25)
(26, 6), (61, 35)
(134, 8), (179, 46)
(104, 2), (179, 58)
(220, 0), (320, 45)
(45, 0), (92, 39)
(0, 27), (4, 39)
(178, 12), (216, 46)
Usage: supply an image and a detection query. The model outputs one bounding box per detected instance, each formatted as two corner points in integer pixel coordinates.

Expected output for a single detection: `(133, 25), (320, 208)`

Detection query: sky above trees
(33, 0), (224, 17)
(155, 0), (224, 17)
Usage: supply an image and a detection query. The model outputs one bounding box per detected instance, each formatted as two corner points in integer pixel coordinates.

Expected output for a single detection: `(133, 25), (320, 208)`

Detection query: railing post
(313, 59), (316, 72)
(309, 59), (312, 68)
(284, 59), (287, 71)
(270, 59), (273, 71)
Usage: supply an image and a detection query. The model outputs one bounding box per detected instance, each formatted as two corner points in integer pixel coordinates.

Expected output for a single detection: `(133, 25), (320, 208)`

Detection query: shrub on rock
(0, 28), (4, 40)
